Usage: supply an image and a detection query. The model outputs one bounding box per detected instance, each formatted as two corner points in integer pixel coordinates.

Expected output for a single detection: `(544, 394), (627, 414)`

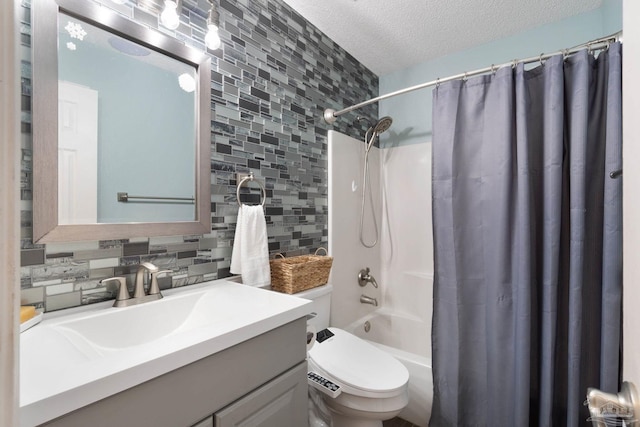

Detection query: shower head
(363, 116), (393, 152)
(373, 116), (393, 135)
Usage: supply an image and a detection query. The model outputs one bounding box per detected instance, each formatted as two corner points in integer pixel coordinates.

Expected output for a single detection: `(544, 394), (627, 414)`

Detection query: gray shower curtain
(430, 43), (622, 427)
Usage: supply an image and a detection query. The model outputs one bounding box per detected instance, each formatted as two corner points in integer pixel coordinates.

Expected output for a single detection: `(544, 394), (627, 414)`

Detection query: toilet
(297, 284), (409, 427)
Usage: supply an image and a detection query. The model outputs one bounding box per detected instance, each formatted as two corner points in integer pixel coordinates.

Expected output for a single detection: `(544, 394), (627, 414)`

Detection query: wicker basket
(269, 248), (333, 294)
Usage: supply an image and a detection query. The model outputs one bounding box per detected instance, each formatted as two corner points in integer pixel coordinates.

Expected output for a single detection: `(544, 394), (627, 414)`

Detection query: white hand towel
(230, 204), (271, 287)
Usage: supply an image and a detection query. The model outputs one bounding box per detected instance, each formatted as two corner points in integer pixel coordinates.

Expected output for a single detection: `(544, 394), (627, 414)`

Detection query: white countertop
(20, 278), (312, 427)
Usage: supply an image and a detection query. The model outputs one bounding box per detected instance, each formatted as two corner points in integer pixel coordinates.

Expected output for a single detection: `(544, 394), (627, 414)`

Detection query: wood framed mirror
(32, 0), (211, 243)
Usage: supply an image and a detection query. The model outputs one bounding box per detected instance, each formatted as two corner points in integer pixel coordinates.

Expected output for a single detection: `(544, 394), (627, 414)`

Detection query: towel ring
(236, 172), (266, 207)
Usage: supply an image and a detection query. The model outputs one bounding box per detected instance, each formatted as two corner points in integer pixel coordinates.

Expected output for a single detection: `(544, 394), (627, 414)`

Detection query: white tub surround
(328, 132), (434, 427)
(20, 278), (312, 426)
(328, 130), (382, 328)
(379, 141), (433, 317)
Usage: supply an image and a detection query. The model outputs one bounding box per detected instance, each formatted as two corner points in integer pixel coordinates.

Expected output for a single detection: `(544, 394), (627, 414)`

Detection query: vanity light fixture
(204, 0), (221, 50)
(160, 0), (180, 30)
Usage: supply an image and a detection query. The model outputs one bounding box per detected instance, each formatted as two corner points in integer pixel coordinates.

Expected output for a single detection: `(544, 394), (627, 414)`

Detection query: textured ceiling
(281, 0), (603, 76)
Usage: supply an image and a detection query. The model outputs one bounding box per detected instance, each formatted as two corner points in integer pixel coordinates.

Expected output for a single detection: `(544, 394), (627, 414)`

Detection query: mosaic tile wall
(18, 0), (378, 312)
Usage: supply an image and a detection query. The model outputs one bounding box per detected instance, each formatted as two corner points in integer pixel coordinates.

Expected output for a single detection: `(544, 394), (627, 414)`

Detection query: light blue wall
(603, 0), (623, 34)
(379, 1), (622, 147)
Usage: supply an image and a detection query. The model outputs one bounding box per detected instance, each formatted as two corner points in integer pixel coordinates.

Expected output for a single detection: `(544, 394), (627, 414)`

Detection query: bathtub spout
(360, 294), (378, 306)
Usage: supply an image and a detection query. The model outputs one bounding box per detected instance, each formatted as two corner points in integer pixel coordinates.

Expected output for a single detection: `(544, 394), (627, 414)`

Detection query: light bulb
(178, 73), (196, 93)
(205, 24), (221, 50)
(160, 1), (180, 30)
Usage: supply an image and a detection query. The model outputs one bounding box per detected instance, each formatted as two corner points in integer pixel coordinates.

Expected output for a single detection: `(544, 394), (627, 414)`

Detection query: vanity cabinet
(213, 362), (307, 427)
(40, 318), (308, 427)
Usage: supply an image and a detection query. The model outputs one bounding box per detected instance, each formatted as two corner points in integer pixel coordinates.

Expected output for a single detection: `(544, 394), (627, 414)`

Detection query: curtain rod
(322, 31), (622, 124)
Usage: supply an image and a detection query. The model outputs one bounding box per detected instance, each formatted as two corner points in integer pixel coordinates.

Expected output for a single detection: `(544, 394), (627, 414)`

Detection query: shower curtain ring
(463, 72), (468, 82)
(511, 59), (517, 69)
(563, 49), (569, 61)
(539, 53), (544, 67)
(435, 78), (440, 88)
(491, 64), (496, 75)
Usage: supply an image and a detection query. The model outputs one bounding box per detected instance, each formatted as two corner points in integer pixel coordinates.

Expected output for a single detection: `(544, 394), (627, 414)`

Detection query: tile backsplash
(19, 0), (378, 312)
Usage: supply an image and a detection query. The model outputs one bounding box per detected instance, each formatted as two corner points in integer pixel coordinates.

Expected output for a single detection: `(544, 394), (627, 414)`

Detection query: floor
(383, 417), (420, 427)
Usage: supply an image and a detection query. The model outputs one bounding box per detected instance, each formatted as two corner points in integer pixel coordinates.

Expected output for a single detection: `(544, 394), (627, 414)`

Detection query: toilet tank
(294, 284), (332, 330)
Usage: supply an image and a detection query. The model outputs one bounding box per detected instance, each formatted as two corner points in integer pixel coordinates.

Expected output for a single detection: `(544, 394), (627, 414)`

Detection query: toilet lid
(308, 327), (409, 393)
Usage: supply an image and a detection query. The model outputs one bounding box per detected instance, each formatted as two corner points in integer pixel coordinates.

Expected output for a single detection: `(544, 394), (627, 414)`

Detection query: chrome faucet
(358, 267), (379, 288)
(134, 262), (159, 298)
(101, 262), (171, 308)
(360, 294), (378, 306)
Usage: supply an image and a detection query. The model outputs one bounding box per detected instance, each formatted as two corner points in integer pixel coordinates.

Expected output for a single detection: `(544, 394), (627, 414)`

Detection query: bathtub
(346, 309), (433, 427)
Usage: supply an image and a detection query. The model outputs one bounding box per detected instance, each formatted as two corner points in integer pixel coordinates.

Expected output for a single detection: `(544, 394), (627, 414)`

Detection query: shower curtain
(430, 43), (622, 427)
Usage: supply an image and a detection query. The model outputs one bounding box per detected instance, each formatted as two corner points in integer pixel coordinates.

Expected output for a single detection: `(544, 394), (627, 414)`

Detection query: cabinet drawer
(215, 362), (308, 427)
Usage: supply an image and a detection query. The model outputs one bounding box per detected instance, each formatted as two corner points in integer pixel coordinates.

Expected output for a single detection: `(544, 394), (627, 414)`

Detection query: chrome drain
(364, 321), (371, 333)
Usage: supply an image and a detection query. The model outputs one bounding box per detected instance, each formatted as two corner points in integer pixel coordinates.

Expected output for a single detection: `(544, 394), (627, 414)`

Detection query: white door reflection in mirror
(58, 81), (98, 225)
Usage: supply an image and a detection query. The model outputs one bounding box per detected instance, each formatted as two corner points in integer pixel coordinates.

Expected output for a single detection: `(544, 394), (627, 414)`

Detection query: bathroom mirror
(32, 0), (211, 243)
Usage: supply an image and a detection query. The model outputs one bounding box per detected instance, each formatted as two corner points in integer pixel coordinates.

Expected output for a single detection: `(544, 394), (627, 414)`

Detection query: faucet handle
(358, 268), (370, 287)
(149, 270), (172, 296)
(357, 267), (378, 288)
(139, 262), (159, 273)
(101, 277), (129, 306)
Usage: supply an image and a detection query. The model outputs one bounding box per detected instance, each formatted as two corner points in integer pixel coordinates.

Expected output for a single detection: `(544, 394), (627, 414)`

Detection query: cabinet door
(214, 362), (308, 427)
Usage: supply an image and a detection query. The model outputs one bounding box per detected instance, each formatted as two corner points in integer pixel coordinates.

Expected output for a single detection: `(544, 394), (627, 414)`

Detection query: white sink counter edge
(20, 278), (312, 427)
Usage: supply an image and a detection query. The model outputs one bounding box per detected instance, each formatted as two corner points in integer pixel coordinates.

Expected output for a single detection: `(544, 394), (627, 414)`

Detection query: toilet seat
(308, 327), (409, 398)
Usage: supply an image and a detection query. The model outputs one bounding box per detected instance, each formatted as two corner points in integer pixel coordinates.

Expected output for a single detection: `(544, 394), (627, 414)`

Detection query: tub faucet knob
(358, 267), (379, 288)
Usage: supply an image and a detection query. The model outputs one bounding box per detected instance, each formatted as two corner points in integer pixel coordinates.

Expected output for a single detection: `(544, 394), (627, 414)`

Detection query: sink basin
(20, 278), (312, 427)
(53, 290), (205, 350)
(51, 282), (289, 352)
